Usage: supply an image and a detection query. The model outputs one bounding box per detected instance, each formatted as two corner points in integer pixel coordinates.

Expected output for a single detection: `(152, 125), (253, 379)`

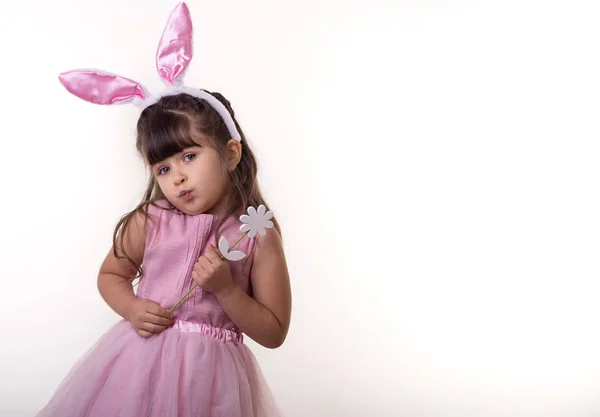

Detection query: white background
(1, 0), (600, 416)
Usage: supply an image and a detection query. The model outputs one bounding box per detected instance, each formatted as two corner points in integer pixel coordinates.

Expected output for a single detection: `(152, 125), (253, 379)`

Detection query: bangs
(140, 110), (209, 166)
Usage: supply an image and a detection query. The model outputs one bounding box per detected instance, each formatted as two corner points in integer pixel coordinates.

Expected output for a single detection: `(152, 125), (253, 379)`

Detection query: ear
(225, 139), (242, 171)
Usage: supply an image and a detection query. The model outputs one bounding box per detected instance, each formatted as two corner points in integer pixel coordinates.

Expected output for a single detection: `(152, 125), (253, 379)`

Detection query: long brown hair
(113, 92), (280, 279)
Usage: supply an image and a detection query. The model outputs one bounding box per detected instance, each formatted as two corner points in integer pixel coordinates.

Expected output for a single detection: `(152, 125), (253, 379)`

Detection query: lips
(179, 190), (193, 200)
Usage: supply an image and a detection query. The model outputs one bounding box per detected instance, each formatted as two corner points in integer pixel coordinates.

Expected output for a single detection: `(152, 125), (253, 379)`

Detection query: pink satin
(58, 70), (144, 105)
(156, 2), (193, 85)
(173, 320), (244, 344)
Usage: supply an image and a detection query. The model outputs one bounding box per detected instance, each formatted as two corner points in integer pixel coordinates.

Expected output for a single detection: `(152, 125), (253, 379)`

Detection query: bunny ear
(59, 70), (145, 105)
(156, 2), (193, 85)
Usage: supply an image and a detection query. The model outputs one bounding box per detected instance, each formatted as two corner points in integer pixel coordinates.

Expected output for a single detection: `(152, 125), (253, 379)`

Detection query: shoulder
(122, 200), (173, 248)
(255, 227), (283, 251)
(111, 204), (149, 263)
(251, 227), (286, 272)
(143, 199), (179, 229)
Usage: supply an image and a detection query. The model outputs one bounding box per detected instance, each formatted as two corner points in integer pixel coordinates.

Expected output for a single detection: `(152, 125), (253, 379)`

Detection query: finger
(208, 243), (222, 255)
(192, 270), (203, 286)
(192, 265), (204, 283)
(140, 321), (169, 334)
(204, 247), (223, 265)
(193, 261), (205, 274)
(137, 329), (152, 338)
(145, 301), (172, 319)
(195, 255), (208, 268)
(208, 243), (224, 259)
(200, 251), (214, 266)
(143, 312), (173, 326)
(198, 257), (213, 272)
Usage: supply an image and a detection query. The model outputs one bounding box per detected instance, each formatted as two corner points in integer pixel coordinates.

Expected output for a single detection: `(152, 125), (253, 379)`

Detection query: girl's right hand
(126, 298), (174, 338)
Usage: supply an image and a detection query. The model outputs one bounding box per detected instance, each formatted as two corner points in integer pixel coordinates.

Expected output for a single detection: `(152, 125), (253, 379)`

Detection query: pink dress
(36, 201), (283, 417)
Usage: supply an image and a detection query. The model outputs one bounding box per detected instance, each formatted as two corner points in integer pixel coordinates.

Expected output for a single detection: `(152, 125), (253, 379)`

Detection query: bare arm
(97, 211), (145, 317)
(213, 228), (292, 349)
(97, 209), (172, 337)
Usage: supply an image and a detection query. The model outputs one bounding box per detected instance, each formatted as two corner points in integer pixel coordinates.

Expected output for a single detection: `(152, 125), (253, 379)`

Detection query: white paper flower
(218, 236), (247, 261)
(239, 205), (274, 238)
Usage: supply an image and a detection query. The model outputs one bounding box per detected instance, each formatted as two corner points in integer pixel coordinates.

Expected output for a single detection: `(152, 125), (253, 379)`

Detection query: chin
(183, 202), (213, 216)
(166, 195), (218, 216)
(179, 205), (206, 216)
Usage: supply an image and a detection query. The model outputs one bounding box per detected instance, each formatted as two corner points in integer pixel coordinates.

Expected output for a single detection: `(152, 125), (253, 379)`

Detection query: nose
(173, 169), (186, 185)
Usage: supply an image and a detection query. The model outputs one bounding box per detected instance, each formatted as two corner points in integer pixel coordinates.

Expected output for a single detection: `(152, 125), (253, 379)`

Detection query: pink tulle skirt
(36, 320), (282, 417)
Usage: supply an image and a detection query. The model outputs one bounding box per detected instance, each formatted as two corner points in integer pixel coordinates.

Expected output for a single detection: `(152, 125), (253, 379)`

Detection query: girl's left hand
(192, 243), (235, 295)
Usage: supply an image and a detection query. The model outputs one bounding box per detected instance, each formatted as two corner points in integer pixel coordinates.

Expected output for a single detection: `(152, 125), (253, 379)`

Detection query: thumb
(209, 243), (225, 259)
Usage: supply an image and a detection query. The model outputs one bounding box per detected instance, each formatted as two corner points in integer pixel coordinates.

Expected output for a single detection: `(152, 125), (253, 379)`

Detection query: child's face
(152, 144), (228, 215)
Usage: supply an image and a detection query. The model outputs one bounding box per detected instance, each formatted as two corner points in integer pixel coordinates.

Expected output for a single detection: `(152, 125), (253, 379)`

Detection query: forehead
(142, 119), (215, 166)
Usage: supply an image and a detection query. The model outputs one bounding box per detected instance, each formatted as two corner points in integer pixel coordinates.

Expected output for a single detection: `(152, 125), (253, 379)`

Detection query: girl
(36, 91), (292, 416)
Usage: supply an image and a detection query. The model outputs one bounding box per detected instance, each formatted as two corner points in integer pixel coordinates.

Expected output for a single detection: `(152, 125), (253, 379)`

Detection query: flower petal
(258, 227), (267, 237)
(218, 236), (230, 256)
(240, 224), (251, 233)
(263, 211), (274, 221)
(248, 228), (257, 238)
(257, 205), (266, 216)
(264, 220), (274, 230)
(224, 250), (246, 261)
(247, 206), (257, 217)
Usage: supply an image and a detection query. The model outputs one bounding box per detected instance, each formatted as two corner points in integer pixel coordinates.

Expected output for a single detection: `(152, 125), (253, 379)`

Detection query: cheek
(202, 155), (228, 182)
(218, 161), (232, 188)
(192, 152), (229, 191)
(155, 176), (172, 193)
(210, 166), (229, 192)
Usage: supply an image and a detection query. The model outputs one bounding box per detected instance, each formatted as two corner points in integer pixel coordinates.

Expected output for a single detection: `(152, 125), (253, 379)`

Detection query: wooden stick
(168, 232), (248, 313)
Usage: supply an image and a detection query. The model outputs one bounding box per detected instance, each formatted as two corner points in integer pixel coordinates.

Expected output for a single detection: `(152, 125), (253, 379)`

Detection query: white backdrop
(1, 0), (600, 416)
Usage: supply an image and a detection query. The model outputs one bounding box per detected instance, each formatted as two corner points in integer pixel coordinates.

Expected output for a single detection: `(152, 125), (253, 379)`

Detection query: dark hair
(112, 92), (280, 278)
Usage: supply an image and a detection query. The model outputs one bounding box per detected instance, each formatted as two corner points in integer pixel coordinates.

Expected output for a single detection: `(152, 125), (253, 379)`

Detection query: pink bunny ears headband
(58, 2), (241, 142)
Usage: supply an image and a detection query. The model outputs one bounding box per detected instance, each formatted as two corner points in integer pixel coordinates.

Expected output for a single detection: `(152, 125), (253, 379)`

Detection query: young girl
(36, 89), (292, 416)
